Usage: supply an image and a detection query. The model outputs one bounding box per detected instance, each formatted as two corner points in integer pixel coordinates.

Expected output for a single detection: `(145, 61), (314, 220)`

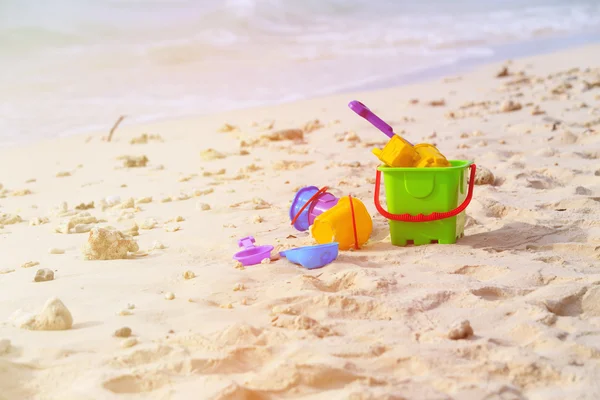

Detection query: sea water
(1, 0), (599, 145)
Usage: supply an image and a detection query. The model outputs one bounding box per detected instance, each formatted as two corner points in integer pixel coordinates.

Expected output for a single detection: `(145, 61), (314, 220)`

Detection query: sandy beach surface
(1, 44), (599, 400)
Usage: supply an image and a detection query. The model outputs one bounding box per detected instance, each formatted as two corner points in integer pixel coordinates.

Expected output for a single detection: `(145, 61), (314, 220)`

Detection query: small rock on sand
(0, 269), (15, 274)
(152, 241), (166, 250)
(175, 193), (191, 201)
(75, 202), (94, 210)
(448, 320), (473, 340)
(303, 119), (323, 133)
(183, 270), (195, 280)
(74, 223), (95, 233)
(428, 99), (446, 107)
(56, 171), (71, 177)
(218, 123), (238, 133)
(200, 149), (226, 161)
(193, 188), (214, 197)
(164, 224), (180, 232)
(499, 100), (522, 112)
(496, 66), (510, 78)
(474, 166), (495, 185)
(139, 218), (157, 230)
(30, 217), (49, 226)
(18, 297), (73, 331)
(82, 227), (139, 260)
(114, 327), (132, 338)
(34, 269), (54, 282)
(164, 292), (175, 300)
(48, 248), (65, 255)
(135, 196), (152, 204)
(130, 133), (163, 144)
(120, 155), (149, 168)
(21, 261), (40, 269)
(56, 212), (100, 234)
(114, 197), (135, 209)
(0, 213), (22, 225)
(12, 189), (32, 196)
(196, 202), (211, 211)
(531, 105), (545, 115)
(233, 283), (245, 291)
(262, 129), (304, 141)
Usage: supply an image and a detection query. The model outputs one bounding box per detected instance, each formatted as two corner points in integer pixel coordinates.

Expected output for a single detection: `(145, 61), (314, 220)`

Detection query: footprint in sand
(269, 294), (397, 321)
(515, 172), (563, 189)
(244, 361), (385, 393)
(103, 374), (169, 394)
(572, 150), (600, 160)
(470, 286), (532, 301)
(540, 197), (600, 214)
(533, 255), (566, 266)
(191, 346), (273, 375)
(294, 270), (397, 294)
(452, 264), (510, 281)
(527, 243), (599, 262)
(108, 345), (177, 368)
(526, 284), (588, 317)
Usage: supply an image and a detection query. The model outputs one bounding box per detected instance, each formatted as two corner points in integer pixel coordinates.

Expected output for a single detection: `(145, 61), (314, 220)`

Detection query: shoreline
(0, 43), (599, 399)
(2, 32), (600, 150)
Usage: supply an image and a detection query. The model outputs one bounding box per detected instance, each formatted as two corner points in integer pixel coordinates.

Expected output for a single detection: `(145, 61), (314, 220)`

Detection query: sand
(0, 43), (599, 400)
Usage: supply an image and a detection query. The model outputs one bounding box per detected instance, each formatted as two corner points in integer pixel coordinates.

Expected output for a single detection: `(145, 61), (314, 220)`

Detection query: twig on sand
(107, 115), (126, 142)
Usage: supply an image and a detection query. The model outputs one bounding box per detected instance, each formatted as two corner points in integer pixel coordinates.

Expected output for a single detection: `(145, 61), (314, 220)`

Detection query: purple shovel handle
(348, 100), (395, 139)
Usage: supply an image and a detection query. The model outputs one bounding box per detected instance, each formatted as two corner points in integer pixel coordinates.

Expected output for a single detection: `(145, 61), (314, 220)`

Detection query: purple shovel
(348, 100), (414, 145)
(233, 236), (274, 266)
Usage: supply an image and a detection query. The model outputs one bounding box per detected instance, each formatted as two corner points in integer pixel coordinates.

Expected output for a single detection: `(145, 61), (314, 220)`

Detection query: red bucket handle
(374, 164), (477, 222)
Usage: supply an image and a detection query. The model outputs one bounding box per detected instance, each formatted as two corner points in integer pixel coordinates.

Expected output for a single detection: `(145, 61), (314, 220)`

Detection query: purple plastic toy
(289, 186), (339, 231)
(233, 236), (274, 266)
(348, 100), (414, 145)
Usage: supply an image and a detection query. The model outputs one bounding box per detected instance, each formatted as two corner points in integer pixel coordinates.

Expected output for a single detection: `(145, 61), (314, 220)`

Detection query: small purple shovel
(233, 236), (274, 266)
(348, 100), (414, 145)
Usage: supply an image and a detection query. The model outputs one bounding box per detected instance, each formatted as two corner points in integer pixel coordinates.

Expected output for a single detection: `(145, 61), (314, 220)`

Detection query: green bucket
(374, 160), (476, 246)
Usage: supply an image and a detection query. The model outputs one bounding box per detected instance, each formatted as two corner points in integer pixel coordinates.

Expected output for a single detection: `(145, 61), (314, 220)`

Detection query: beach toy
(280, 243), (339, 269)
(348, 100), (450, 168)
(374, 160), (476, 246)
(233, 236), (274, 266)
(311, 195), (372, 251)
(290, 186), (339, 231)
(348, 100), (400, 139)
(372, 135), (420, 168)
(413, 144), (451, 168)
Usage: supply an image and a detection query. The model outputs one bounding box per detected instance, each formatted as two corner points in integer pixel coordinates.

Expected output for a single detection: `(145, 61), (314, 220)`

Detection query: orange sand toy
(311, 196), (372, 250)
(413, 143), (451, 168)
(371, 139), (450, 168)
(371, 135), (420, 167)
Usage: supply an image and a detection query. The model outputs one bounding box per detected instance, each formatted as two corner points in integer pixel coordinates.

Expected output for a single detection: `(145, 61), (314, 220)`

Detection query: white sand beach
(0, 43), (599, 399)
